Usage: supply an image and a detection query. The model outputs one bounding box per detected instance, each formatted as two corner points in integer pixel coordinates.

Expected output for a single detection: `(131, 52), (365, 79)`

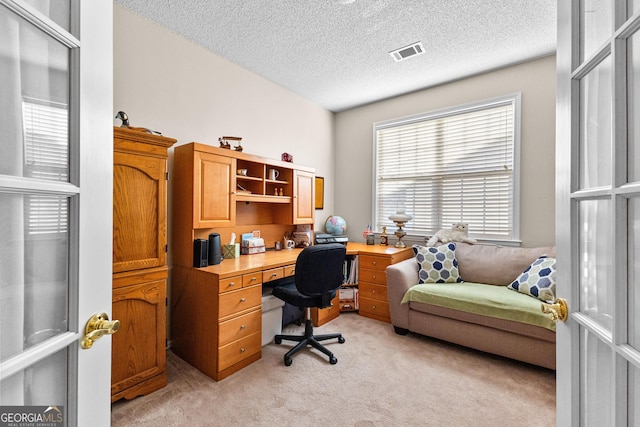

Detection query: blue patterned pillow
(507, 255), (556, 302)
(413, 243), (462, 284)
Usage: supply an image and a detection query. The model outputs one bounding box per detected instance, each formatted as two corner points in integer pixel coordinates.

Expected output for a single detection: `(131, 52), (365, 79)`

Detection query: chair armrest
(386, 257), (418, 329)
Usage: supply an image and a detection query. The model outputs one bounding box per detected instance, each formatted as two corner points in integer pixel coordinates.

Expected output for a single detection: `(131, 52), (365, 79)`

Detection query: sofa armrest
(386, 257), (418, 329)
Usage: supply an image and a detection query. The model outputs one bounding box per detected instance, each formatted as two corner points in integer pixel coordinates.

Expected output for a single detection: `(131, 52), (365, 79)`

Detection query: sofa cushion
(454, 243), (556, 286)
(413, 243), (462, 284)
(507, 256), (556, 302)
(401, 281), (556, 331)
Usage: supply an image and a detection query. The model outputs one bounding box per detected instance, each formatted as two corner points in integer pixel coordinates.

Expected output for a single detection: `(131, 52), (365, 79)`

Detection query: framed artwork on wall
(315, 177), (324, 210)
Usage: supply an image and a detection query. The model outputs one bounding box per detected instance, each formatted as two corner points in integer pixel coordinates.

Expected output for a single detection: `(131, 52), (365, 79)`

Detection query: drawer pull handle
(229, 282), (236, 287)
(271, 273), (278, 278)
(372, 274), (376, 279)
(372, 289), (376, 294)
(250, 277), (257, 281)
(240, 297), (246, 302)
(372, 305), (376, 309)
(240, 325), (246, 330)
(240, 347), (246, 353)
(372, 261), (377, 265)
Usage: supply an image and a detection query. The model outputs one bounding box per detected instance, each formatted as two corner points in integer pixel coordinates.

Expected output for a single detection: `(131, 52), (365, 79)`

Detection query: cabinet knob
(372, 289), (376, 294)
(372, 305), (376, 309)
(229, 282), (236, 287)
(240, 325), (246, 330)
(271, 273), (277, 278)
(240, 297), (246, 302)
(240, 347), (246, 353)
(372, 261), (377, 265)
(372, 274), (376, 279)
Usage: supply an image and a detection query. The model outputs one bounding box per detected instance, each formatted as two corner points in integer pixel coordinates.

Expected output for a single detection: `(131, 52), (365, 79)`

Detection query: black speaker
(193, 239), (208, 268)
(208, 233), (222, 265)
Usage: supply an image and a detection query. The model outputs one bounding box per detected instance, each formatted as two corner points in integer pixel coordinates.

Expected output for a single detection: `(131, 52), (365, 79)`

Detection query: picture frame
(315, 176), (324, 210)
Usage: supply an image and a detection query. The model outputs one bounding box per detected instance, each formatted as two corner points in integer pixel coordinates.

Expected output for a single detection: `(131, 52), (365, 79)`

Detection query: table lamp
(388, 211), (412, 248)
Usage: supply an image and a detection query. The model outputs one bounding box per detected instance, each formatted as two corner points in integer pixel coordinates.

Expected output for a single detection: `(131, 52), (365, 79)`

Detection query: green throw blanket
(401, 282), (556, 331)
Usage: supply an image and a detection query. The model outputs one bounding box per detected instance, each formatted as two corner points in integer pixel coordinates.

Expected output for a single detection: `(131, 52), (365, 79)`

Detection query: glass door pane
(580, 328), (614, 426)
(580, 0), (612, 61)
(579, 199), (613, 330)
(629, 31), (640, 183)
(579, 57), (612, 189)
(22, 0), (72, 33)
(630, 197), (640, 350)
(631, 363), (640, 426)
(0, 4), (70, 182)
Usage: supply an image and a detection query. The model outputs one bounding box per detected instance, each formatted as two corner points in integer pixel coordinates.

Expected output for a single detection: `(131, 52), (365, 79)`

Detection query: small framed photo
(315, 177), (324, 209)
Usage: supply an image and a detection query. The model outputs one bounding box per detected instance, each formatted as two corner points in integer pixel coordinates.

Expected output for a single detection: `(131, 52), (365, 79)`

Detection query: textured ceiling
(114, 0), (557, 112)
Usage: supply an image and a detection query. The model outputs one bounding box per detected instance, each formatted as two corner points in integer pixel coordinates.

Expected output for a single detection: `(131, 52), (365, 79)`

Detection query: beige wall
(113, 4), (336, 233)
(334, 55), (556, 248)
(114, 3), (556, 250)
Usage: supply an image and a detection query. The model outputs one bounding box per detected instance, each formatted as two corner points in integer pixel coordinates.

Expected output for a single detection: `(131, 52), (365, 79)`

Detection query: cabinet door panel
(113, 151), (166, 272)
(293, 170), (314, 224)
(195, 152), (235, 228)
(111, 277), (166, 394)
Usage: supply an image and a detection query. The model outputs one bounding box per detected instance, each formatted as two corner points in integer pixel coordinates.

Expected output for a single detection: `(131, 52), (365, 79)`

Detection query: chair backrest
(295, 243), (346, 298)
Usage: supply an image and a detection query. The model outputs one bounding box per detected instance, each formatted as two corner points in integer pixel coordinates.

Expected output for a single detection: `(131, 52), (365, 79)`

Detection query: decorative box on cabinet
(111, 127), (175, 402)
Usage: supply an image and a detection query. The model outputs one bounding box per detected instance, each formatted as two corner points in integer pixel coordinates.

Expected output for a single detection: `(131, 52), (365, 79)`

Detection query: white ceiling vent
(389, 41), (425, 62)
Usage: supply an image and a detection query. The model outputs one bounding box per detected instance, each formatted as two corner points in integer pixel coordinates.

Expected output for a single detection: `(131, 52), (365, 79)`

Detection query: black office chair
(273, 243), (346, 366)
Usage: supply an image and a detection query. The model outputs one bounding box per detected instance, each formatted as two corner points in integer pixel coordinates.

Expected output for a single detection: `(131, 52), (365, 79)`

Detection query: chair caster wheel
(284, 357), (292, 366)
(275, 337), (282, 345)
(330, 356), (338, 365)
(338, 336), (345, 344)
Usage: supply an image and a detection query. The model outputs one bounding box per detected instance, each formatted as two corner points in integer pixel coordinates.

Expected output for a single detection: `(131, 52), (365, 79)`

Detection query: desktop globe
(325, 215), (347, 236)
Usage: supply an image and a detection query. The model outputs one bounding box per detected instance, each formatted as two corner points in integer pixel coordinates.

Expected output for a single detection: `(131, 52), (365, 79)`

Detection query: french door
(0, 1), (113, 426)
(557, 0), (640, 425)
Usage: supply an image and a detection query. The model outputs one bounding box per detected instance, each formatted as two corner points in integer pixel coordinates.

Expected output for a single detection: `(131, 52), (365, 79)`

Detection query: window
(373, 94), (520, 242)
(22, 98), (69, 235)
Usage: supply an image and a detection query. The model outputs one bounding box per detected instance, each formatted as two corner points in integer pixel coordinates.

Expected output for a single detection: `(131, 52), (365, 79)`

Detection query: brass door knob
(541, 298), (569, 322)
(80, 312), (120, 349)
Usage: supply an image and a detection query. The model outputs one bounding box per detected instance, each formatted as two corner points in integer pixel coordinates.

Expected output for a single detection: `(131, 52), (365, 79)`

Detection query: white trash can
(262, 291), (285, 346)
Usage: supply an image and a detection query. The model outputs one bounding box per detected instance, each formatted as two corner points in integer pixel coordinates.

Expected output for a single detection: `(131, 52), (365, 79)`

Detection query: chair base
(274, 318), (345, 366)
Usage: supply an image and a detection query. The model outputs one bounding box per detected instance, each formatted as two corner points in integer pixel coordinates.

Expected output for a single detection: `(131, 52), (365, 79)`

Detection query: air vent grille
(390, 41), (425, 62)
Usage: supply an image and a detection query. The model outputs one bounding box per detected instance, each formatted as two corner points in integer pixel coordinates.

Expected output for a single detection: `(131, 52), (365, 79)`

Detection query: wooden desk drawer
(219, 285), (262, 319)
(359, 282), (387, 301)
(219, 276), (242, 293)
(242, 272), (262, 287)
(218, 332), (261, 371)
(359, 255), (391, 271)
(284, 264), (296, 277)
(359, 296), (390, 320)
(263, 267), (284, 283)
(359, 268), (386, 285)
(218, 309), (261, 347)
(311, 293), (339, 327)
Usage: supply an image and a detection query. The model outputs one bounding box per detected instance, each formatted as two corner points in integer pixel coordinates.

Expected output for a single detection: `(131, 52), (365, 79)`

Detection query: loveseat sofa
(387, 242), (557, 370)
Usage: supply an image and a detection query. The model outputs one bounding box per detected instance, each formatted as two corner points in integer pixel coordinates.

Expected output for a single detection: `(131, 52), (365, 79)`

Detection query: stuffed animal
(427, 222), (477, 247)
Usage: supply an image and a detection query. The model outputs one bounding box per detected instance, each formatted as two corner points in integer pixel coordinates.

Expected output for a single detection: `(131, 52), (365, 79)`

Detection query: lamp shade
(388, 213), (412, 223)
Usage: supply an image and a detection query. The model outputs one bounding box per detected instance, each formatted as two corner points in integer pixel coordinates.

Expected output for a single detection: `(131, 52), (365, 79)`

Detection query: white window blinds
(374, 94), (520, 241)
(22, 98), (69, 235)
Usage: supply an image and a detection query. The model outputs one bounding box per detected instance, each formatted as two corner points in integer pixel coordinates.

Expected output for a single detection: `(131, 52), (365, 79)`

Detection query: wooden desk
(171, 249), (303, 381)
(170, 243), (412, 380)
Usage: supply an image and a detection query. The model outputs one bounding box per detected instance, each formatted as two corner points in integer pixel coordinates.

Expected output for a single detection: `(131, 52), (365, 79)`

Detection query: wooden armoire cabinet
(111, 127), (176, 402)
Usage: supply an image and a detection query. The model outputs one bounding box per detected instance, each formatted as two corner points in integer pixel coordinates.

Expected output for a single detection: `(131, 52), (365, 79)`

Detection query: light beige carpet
(111, 313), (555, 426)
